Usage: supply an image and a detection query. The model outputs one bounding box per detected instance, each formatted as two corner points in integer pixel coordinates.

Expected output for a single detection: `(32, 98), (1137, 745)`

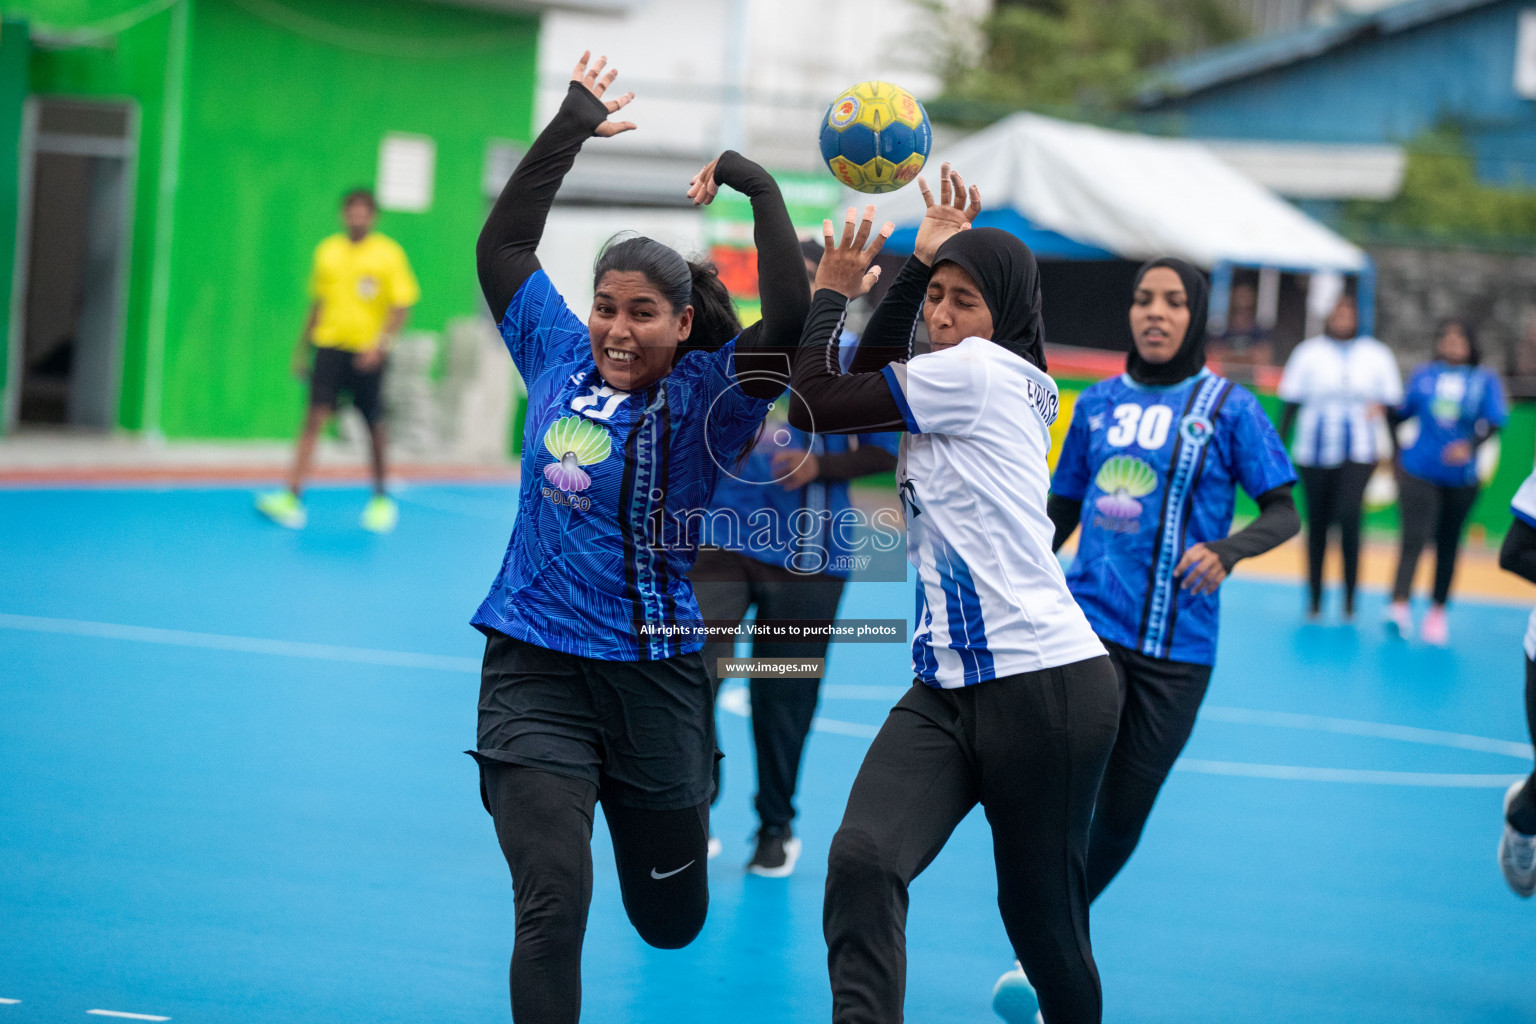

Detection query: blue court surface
(2, 483), (1534, 1024)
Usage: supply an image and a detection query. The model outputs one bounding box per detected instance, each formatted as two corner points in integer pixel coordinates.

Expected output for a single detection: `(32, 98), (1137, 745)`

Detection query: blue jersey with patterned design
(471, 270), (775, 661)
(1052, 371), (1296, 665)
(1398, 362), (1507, 487)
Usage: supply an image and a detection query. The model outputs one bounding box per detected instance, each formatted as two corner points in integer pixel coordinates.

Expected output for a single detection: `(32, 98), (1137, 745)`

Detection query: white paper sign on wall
(377, 133), (436, 213)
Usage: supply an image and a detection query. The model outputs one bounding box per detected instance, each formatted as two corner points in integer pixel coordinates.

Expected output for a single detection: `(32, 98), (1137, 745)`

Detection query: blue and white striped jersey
(1052, 371), (1296, 665)
(471, 270), (774, 661)
(1277, 335), (1402, 467)
(882, 337), (1104, 689)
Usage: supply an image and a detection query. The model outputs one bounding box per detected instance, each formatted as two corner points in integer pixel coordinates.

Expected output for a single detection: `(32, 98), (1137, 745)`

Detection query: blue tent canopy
(884, 208), (1118, 261)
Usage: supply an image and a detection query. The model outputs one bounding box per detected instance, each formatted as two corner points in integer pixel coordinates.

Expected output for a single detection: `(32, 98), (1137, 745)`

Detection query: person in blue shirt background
(694, 403), (897, 877)
(1385, 319), (1508, 646)
(992, 258), (1300, 1023)
(694, 241), (898, 878)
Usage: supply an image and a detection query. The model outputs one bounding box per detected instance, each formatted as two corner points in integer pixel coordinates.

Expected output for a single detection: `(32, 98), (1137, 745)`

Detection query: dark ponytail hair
(592, 234), (742, 356)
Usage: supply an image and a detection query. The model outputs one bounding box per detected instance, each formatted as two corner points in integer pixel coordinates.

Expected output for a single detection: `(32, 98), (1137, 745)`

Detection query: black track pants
(1086, 639), (1214, 902)
(482, 764), (709, 1023)
(823, 656), (1120, 1024)
(1391, 472), (1480, 606)
(694, 548), (846, 829)
(1298, 462), (1375, 614)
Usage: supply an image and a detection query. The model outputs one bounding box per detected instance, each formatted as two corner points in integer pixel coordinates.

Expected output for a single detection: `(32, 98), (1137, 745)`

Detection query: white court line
(1175, 759), (1526, 788)
(717, 685), (1535, 788)
(0, 998), (18, 1004)
(0, 613), (479, 674)
(1199, 705), (1534, 760)
(86, 1012), (170, 1021)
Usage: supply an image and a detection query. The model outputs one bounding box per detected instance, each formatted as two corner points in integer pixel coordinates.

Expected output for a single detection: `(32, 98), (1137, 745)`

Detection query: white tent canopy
(863, 112), (1368, 273)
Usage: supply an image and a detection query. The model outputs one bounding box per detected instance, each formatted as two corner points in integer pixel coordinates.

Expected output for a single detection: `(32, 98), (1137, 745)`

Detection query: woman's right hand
(571, 51), (636, 137)
(913, 162), (981, 265)
(815, 205), (893, 299)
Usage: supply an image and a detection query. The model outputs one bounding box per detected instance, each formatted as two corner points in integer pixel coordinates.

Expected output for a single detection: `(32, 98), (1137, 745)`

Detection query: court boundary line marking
(86, 1012), (170, 1021)
(718, 684), (1534, 787)
(0, 998), (19, 1004)
(0, 613), (479, 673)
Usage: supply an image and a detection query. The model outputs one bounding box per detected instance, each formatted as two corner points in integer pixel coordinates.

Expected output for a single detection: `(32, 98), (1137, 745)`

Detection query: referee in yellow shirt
(257, 189), (420, 532)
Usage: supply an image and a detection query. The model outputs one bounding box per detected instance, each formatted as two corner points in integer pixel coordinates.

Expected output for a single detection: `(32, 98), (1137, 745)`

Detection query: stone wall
(1367, 244), (1536, 393)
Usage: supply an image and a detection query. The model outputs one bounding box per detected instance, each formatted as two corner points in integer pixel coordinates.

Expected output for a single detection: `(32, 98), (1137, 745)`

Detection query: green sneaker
(361, 494), (398, 534)
(256, 490), (306, 529)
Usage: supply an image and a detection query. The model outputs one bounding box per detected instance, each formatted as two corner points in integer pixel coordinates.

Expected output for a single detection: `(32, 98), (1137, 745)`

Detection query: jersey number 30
(1106, 403), (1172, 449)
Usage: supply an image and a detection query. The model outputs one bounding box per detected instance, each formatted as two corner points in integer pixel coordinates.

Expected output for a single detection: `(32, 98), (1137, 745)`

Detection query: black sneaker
(746, 826), (801, 878)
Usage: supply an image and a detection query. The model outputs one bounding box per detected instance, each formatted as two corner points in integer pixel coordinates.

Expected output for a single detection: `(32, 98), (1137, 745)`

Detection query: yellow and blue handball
(820, 81), (932, 194)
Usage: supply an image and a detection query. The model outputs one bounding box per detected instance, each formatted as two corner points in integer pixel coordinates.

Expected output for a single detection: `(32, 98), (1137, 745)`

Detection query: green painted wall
(0, 18), (30, 416)
(19, 0), (176, 430)
(8, 0), (538, 437)
(162, 0), (538, 438)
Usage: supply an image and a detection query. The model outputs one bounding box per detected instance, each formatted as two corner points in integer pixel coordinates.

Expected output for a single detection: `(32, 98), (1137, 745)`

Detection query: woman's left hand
(571, 51), (636, 137)
(1174, 542), (1228, 595)
(688, 156), (723, 206)
(815, 205), (893, 299)
(1442, 439), (1474, 466)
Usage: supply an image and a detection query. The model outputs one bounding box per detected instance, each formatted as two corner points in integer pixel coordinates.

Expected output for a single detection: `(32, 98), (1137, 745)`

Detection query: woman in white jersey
(1278, 295), (1402, 620)
(788, 186), (1119, 1024)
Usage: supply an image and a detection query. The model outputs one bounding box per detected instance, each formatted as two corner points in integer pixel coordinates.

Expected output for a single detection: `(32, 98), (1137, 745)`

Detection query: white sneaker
(992, 961), (1042, 1024)
(746, 828), (801, 878)
(1499, 780), (1536, 898)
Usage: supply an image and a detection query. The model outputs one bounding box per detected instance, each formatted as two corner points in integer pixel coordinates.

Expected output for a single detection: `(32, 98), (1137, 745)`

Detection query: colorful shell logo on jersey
(819, 80), (932, 194)
(542, 416), (612, 492)
(1093, 455), (1158, 519)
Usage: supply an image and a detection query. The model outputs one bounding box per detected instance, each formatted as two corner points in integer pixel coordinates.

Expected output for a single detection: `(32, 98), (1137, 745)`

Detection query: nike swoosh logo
(650, 861), (695, 880)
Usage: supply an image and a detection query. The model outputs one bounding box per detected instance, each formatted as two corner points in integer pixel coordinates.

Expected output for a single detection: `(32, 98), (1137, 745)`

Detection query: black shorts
(470, 631), (718, 810)
(309, 345), (385, 424)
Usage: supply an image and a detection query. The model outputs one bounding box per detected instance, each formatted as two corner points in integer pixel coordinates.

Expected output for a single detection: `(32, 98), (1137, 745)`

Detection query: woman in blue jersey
(991, 258), (1300, 1023)
(788, 179), (1122, 1024)
(469, 54), (808, 1023)
(1385, 319), (1508, 645)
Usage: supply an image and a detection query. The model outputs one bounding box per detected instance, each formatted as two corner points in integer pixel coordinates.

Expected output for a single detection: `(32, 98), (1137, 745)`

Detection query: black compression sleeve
(476, 82), (609, 321)
(1046, 493), (1083, 553)
(714, 151), (809, 400)
(816, 444), (897, 481)
(1205, 484), (1301, 572)
(1500, 518), (1536, 586)
(847, 255), (929, 375)
(1279, 402), (1299, 444)
(787, 290), (908, 435)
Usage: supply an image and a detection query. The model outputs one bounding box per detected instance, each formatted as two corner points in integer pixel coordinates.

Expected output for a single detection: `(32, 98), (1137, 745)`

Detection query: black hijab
(1126, 257), (1209, 387)
(931, 228), (1047, 371)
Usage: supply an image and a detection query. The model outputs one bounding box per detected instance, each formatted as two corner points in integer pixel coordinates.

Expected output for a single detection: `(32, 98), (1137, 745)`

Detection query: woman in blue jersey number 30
(990, 259), (1301, 1022)
(467, 54), (808, 1023)
(788, 176), (1121, 1024)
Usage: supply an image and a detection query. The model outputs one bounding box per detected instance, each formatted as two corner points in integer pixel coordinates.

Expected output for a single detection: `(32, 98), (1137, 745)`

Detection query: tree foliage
(1344, 127), (1536, 243)
(916, 0), (1244, 122)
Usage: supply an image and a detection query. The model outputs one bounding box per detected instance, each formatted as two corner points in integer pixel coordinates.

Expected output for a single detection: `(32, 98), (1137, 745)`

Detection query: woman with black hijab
(989, 258), (1300, 1023)
(789, 180), (1121, 1024)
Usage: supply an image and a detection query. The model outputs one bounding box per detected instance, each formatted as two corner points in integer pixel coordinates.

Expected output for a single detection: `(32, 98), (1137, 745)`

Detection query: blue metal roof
(1138, 0), (1504, 105)
(885, 208), (1118, 261)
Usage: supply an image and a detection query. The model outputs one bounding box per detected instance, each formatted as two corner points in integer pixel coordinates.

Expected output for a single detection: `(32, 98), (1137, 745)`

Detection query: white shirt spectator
(1278, 334), (1403, 467)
